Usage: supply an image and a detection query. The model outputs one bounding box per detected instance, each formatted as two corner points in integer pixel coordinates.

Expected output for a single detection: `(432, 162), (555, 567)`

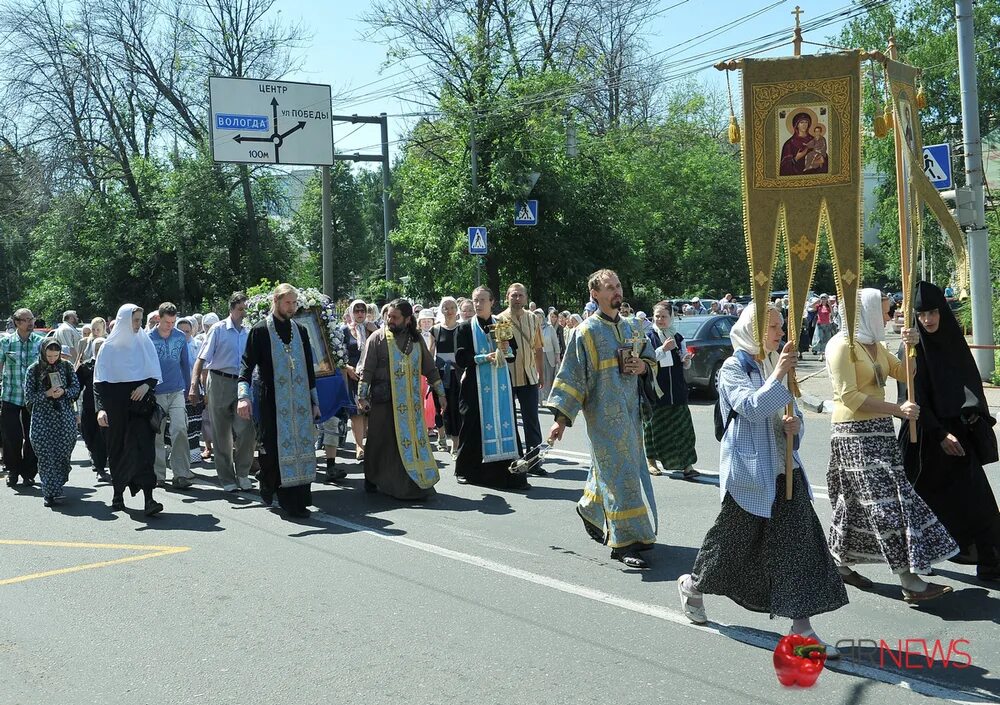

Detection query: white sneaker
(677, 574), (707, 624)
(236, 477), (254, 491)
(222, 483), (238, 492)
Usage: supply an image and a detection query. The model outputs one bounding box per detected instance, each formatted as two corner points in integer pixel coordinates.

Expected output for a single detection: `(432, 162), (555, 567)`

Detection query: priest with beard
(357, 299), (445, 500)
(238, 283), (320, 518)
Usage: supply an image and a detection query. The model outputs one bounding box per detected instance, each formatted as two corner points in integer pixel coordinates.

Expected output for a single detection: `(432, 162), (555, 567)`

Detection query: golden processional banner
(885, 59), (969, 296)
(740, 51), (862, 354)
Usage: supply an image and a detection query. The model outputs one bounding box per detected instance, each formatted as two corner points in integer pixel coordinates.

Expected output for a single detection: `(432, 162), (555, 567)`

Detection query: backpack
(713, 399), (736, 441)
(713, 360), (736, 440)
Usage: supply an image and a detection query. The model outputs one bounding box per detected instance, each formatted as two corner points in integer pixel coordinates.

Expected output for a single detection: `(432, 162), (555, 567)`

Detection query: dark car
(672, 315), (738, 397)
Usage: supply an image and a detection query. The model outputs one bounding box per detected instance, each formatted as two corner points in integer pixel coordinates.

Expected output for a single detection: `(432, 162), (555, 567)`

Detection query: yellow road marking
(0, 539), (190, 586)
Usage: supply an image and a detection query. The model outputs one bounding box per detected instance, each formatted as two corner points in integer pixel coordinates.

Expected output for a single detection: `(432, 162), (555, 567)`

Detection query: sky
(271, 0), (874, 160)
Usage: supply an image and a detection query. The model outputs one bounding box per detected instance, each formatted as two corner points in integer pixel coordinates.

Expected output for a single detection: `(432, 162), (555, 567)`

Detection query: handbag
(131, 389), (166, 432)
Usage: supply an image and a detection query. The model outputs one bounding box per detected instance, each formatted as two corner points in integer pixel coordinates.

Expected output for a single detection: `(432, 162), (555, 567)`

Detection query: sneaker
(173, 476), (195, 489)
(677, 574), (707, 624)
(236, 477), (254, 491)
(222, 483), (238, 492)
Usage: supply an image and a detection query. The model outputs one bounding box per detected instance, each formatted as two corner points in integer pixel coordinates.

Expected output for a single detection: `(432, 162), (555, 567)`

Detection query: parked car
(672, 314), (738, 397)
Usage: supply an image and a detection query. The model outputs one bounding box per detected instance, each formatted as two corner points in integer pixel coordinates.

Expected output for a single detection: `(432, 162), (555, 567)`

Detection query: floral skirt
(692, 471), (848, 619)
(827, 418), (958, 574)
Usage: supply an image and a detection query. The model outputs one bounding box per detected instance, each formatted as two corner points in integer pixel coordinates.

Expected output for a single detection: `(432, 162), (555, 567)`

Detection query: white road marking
(311, 511), (988, 704)
(548, 451), (831, 500)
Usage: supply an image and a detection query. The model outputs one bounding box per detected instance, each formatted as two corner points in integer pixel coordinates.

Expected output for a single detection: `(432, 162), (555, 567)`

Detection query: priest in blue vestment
(547, 269), (659, 569)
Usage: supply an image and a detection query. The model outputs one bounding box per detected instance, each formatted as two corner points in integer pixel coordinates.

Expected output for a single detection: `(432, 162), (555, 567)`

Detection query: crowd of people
(1, 274), (997, 656)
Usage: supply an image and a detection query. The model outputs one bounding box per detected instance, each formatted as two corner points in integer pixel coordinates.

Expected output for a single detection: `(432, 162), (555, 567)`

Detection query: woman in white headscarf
(94, 304), (165, 516)
(678, 302), (848, 655)
(825, 288), (958, 602)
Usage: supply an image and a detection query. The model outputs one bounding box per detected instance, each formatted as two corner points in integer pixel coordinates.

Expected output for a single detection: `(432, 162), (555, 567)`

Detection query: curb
(800, 394), (830, 414)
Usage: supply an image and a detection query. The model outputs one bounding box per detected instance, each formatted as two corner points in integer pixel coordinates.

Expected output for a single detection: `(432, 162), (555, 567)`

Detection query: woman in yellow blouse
(825, 288), (958, 603)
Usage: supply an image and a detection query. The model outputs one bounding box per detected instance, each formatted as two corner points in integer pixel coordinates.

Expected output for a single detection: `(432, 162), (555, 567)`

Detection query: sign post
(514, 200), (539, 226)
(922, 143), (952, 190)
(468, 227), (487, 286)
(209, 77), (334, 166)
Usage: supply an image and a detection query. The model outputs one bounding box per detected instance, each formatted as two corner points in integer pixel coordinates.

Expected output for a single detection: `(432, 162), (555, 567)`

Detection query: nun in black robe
(899, 281), (1000, 581)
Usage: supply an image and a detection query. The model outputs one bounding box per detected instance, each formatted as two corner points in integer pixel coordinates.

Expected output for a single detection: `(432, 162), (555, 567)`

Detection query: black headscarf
(912, 281), (987, 419)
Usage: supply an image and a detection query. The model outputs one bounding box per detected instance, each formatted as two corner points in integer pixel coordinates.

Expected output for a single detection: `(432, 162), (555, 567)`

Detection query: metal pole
(321, 166), (333, 298)
(956, 0), (995, 380)
(471, 117), (480, 288)
(380, 113), (393, 299)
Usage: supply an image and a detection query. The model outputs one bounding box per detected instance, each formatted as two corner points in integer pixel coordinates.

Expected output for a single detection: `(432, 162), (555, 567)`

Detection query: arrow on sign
(279, 121), (307, 139)
(233, 134), (271, 144)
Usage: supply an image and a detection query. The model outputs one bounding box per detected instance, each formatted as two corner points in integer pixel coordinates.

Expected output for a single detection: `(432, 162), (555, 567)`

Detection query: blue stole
(472, 316), (519, 462)
(267, 315), (316, 488)
(386, 329), (440, 489)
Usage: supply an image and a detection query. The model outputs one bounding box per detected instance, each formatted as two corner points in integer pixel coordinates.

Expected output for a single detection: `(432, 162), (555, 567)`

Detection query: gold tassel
(916, 86), (927, 110)
(883, 104), (894, 130)
(728, 115), (741, 144)
(874, 113), (887, 139)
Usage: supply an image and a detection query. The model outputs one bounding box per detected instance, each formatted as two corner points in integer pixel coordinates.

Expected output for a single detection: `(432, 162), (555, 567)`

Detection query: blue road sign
(468, 227), (488, 254)
(514, 200), (538, 226)
(922, 143), (952, 190)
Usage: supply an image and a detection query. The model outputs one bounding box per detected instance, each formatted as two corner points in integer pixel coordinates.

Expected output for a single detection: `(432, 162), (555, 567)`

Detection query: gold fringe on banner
(885, 59), (970, 296)
(739, 51), (864, 359)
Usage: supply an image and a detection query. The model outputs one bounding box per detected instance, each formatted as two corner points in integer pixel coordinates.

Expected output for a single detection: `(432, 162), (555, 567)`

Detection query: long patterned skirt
(643, 404), (697, 471)
(692, 472), (848, 619)
(827, 418), (958, 574)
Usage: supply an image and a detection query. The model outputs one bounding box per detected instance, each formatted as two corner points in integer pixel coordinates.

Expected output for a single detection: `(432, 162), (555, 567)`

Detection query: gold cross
(790, 235), (815, 262)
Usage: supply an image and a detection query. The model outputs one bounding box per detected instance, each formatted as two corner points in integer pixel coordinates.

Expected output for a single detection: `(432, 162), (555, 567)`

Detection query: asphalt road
(2, 398), (998, 705)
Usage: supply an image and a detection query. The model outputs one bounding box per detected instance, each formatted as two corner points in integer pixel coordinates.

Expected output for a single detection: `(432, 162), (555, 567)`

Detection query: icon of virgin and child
(778, 108), (829, 176)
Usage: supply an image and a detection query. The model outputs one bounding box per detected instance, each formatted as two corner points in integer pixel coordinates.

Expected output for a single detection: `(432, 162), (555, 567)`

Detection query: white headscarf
(856, 288), (886, 344)
(729, 301), (780, 377)
(94, 304), (163, 384)
(202, 312), (220, 330)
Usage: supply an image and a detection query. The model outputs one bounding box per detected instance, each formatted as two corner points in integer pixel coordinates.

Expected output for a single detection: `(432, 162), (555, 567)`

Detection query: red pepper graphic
(773, 634), (827, 687)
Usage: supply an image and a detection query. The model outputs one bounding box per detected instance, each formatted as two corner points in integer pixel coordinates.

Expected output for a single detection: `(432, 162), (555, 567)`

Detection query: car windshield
(673, 318), (706, 338)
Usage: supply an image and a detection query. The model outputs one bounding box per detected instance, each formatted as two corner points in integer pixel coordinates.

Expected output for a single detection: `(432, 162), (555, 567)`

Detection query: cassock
(547, 312), (658, 549)
(454, 315), (527, 489)
(239, 315), (317, 516)
(359, 328), (443, 500)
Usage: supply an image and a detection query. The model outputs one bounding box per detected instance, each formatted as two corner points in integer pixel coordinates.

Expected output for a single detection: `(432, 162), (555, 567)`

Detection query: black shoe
(111, 495), (125, 511)
(364, 479), (377, 493)
(286, 506), (311, 518)
(5, 474), (17, 488)
(610, 547), (649, 569)
(577, 505), (605, 544)
(43, 495), (54, 507)
(143, 499), (164, 517)
(455, 475), (468, 485)
(527, 465), (548, 476)
(21, 476), (35, 488)
(261, 490), (274, 507)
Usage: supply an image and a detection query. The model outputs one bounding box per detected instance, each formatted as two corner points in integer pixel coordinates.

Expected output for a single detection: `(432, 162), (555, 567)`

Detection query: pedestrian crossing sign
(514, 200), (538, 226)
(922, 143), (952, 190)
(468, 227), (488, 254)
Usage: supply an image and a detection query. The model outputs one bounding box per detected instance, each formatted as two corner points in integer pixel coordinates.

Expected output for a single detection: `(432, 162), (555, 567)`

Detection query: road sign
(468, 227), (488, 254)
(922, 143), (952, 190)
(209, 77), (333, 166)
(514, 200), (538, 226)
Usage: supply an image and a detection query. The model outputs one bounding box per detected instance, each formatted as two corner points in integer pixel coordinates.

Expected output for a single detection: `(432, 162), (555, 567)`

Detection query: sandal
(677, 574), (707, 624)
(840, 569), (874, 590)
(680, 466), (700, 479)
(610, 547), (648, 569)
(902, 582), (953, 603)
(647, 463), (662, 476)
(793, 628), (840, 660)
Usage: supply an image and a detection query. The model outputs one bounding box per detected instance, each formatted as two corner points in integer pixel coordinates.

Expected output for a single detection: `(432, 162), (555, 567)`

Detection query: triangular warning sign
(517, 204), (533, 221)
(923, 150), (945, 181)
(471, 230), (486, 250)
